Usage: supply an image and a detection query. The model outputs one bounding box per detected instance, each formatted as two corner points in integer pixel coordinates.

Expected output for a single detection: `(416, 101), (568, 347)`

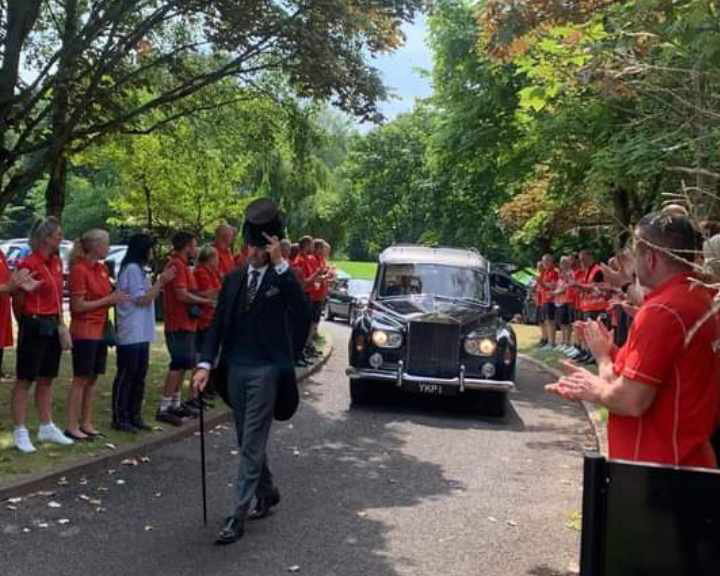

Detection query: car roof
(379, 245), (488, 269)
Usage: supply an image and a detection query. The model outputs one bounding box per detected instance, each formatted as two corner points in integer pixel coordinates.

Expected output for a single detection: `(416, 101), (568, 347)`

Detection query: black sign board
(581, 453), (720, 576)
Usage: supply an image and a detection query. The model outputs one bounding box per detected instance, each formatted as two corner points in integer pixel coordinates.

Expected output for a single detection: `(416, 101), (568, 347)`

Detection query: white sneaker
(13, 427), (37, 454)
(38, 423), (74, 446)
(553, 345), (565, 352)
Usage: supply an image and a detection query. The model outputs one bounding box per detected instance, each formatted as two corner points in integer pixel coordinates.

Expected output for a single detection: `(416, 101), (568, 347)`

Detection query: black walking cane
(199, 390), (208, 526)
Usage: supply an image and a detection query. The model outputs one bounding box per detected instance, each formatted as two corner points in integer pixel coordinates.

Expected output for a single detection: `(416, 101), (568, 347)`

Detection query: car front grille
(406, 321), (460, 378)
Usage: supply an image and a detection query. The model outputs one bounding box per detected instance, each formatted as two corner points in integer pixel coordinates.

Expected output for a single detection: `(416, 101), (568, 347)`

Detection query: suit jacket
(200, 263), (311, 420)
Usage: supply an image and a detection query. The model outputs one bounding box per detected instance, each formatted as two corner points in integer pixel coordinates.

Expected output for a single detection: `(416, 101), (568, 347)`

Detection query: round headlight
(464, 337), (496, 357)
(372, 330), (388, 347)
(372, 330), (402, 349)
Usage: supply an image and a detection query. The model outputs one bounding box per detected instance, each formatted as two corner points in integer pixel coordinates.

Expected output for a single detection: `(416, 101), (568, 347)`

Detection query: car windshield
(378, 263), (488, 303)
(348, 279), (373, 297)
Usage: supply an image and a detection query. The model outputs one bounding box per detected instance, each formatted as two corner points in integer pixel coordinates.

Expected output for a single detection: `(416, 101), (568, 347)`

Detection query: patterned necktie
(247, 270), (261, 305)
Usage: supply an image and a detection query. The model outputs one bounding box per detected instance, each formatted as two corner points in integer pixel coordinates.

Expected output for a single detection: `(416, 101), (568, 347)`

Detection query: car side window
(492, 273), (511, 291)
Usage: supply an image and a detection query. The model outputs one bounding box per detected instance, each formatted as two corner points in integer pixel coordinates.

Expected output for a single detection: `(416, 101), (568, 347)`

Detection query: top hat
(242, 198), (286, 247)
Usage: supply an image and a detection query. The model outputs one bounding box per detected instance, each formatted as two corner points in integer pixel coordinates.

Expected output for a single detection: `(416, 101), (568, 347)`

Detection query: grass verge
(332, 260), (377, 280)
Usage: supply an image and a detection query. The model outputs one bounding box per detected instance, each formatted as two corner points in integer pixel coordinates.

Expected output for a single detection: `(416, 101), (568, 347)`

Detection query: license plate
(405, 382), (458, 397)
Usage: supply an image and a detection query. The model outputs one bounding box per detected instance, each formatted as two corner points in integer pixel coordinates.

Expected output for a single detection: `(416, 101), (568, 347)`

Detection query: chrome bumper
(345, 361), (515, 393)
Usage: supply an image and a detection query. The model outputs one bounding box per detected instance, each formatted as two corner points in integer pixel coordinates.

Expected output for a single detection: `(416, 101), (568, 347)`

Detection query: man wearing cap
(193, 198), (310, 545)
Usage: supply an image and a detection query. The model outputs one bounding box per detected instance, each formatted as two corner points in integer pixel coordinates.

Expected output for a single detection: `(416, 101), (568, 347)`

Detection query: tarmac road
(1, 322), (594, 576)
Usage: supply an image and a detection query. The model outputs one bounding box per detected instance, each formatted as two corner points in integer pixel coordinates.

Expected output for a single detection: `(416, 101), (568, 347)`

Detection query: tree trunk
(143, 182), (154, 233)
(610, 185), (632, 247)
(45, 155), (67, 220)
(44, 0), (78, 219)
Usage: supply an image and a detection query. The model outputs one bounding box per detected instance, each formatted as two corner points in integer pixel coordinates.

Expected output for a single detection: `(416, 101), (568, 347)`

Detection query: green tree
(341, 106), (436, 260)
(0, 0), (423, 218)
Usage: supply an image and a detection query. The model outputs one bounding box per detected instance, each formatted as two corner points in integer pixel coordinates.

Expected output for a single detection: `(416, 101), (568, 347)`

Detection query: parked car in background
(489, 265), (527, 322)
(346, 245), (517, 417)
(327, 278), (373, 324)
(105, 245), (128, 279)
(1, 238), (74, 296)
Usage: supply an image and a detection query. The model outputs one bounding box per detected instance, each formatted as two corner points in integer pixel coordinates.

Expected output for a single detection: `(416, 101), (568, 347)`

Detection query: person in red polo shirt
(552, 255), (575, 352)
(0, 250), (39, 378)
(214, 224), (237, 278)
(157, 231), (214, 426)
(65, 229), (129, 440)
(537, 254), (559, 350)
(11, 217), (75, 453)
(568, 250), (608, 364)
(192, 244), (222, 402)
(547, 211), (720, 469)
(297, 237), (327, 357)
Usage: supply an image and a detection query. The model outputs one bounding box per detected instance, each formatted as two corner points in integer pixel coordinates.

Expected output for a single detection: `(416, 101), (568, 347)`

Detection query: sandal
(79, 428), (104, 439)
(64, 429), (90, 441)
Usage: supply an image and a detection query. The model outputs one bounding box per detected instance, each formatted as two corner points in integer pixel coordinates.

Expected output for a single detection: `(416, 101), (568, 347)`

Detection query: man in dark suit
(192, 198), (310, 545)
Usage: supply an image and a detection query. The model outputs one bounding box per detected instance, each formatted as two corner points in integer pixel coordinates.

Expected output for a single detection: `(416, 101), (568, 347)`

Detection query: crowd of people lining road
(2, 203), (720, 476)
(1, 218), (335, 454)
(544, 205), (720, 470)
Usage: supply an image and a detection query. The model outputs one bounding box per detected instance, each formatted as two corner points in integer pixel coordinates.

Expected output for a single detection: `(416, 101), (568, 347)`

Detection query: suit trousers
(228, 362), (279, 516)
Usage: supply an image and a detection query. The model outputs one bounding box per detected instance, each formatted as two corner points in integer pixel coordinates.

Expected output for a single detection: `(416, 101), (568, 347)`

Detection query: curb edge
(0, 337), (334, 502)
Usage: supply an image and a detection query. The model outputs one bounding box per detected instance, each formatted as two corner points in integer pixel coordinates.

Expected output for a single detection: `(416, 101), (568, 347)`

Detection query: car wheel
(480, 391), (507, 418)
(326, 307), (334, 321)
(349, 378), (371, 405)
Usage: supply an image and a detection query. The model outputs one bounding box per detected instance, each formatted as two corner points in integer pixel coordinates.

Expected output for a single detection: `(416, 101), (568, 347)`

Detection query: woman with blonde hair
(12, 217), (72, 453)
(65, 229), (128, 440)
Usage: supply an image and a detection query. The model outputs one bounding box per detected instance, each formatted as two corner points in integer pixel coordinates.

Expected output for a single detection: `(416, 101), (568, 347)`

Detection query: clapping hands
(11, 269), (42, 293)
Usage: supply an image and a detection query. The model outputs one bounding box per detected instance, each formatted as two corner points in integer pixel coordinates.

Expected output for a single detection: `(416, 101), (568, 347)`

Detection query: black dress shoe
(131, 420), (153, 432)
(214, 515), (245, 545)
(248, 488), (281, 521)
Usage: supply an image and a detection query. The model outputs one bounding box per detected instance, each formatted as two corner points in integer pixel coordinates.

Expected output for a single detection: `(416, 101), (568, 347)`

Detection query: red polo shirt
(578, 264), (606, 312)
(538, 266), (559, 306)
(194, 264), (221, 331)
(16, 251), (63, 317)
(215, 245), (235, 278)
(610, 273), (720, 469)
(69, 259), (112, 340)
(163, 253), (198, 333)
(572, 268), (584, 308)
(234, 247), (248, 269)
(315, 254), (330, 299)
(0, 251), (13, 347)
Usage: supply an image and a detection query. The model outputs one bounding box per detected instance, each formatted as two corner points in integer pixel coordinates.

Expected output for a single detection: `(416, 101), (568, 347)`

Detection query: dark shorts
(166, 330), (196, 371)
(310, 301), (324, 323)
(557, 304), (574, 327)
(72, 339), (108, 377)
(541, 302), (556, 322)
(16, 316), (62, 382)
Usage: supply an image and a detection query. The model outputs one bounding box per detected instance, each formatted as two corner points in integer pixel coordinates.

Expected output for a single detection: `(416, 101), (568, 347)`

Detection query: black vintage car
(346, 246), (517, 417)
